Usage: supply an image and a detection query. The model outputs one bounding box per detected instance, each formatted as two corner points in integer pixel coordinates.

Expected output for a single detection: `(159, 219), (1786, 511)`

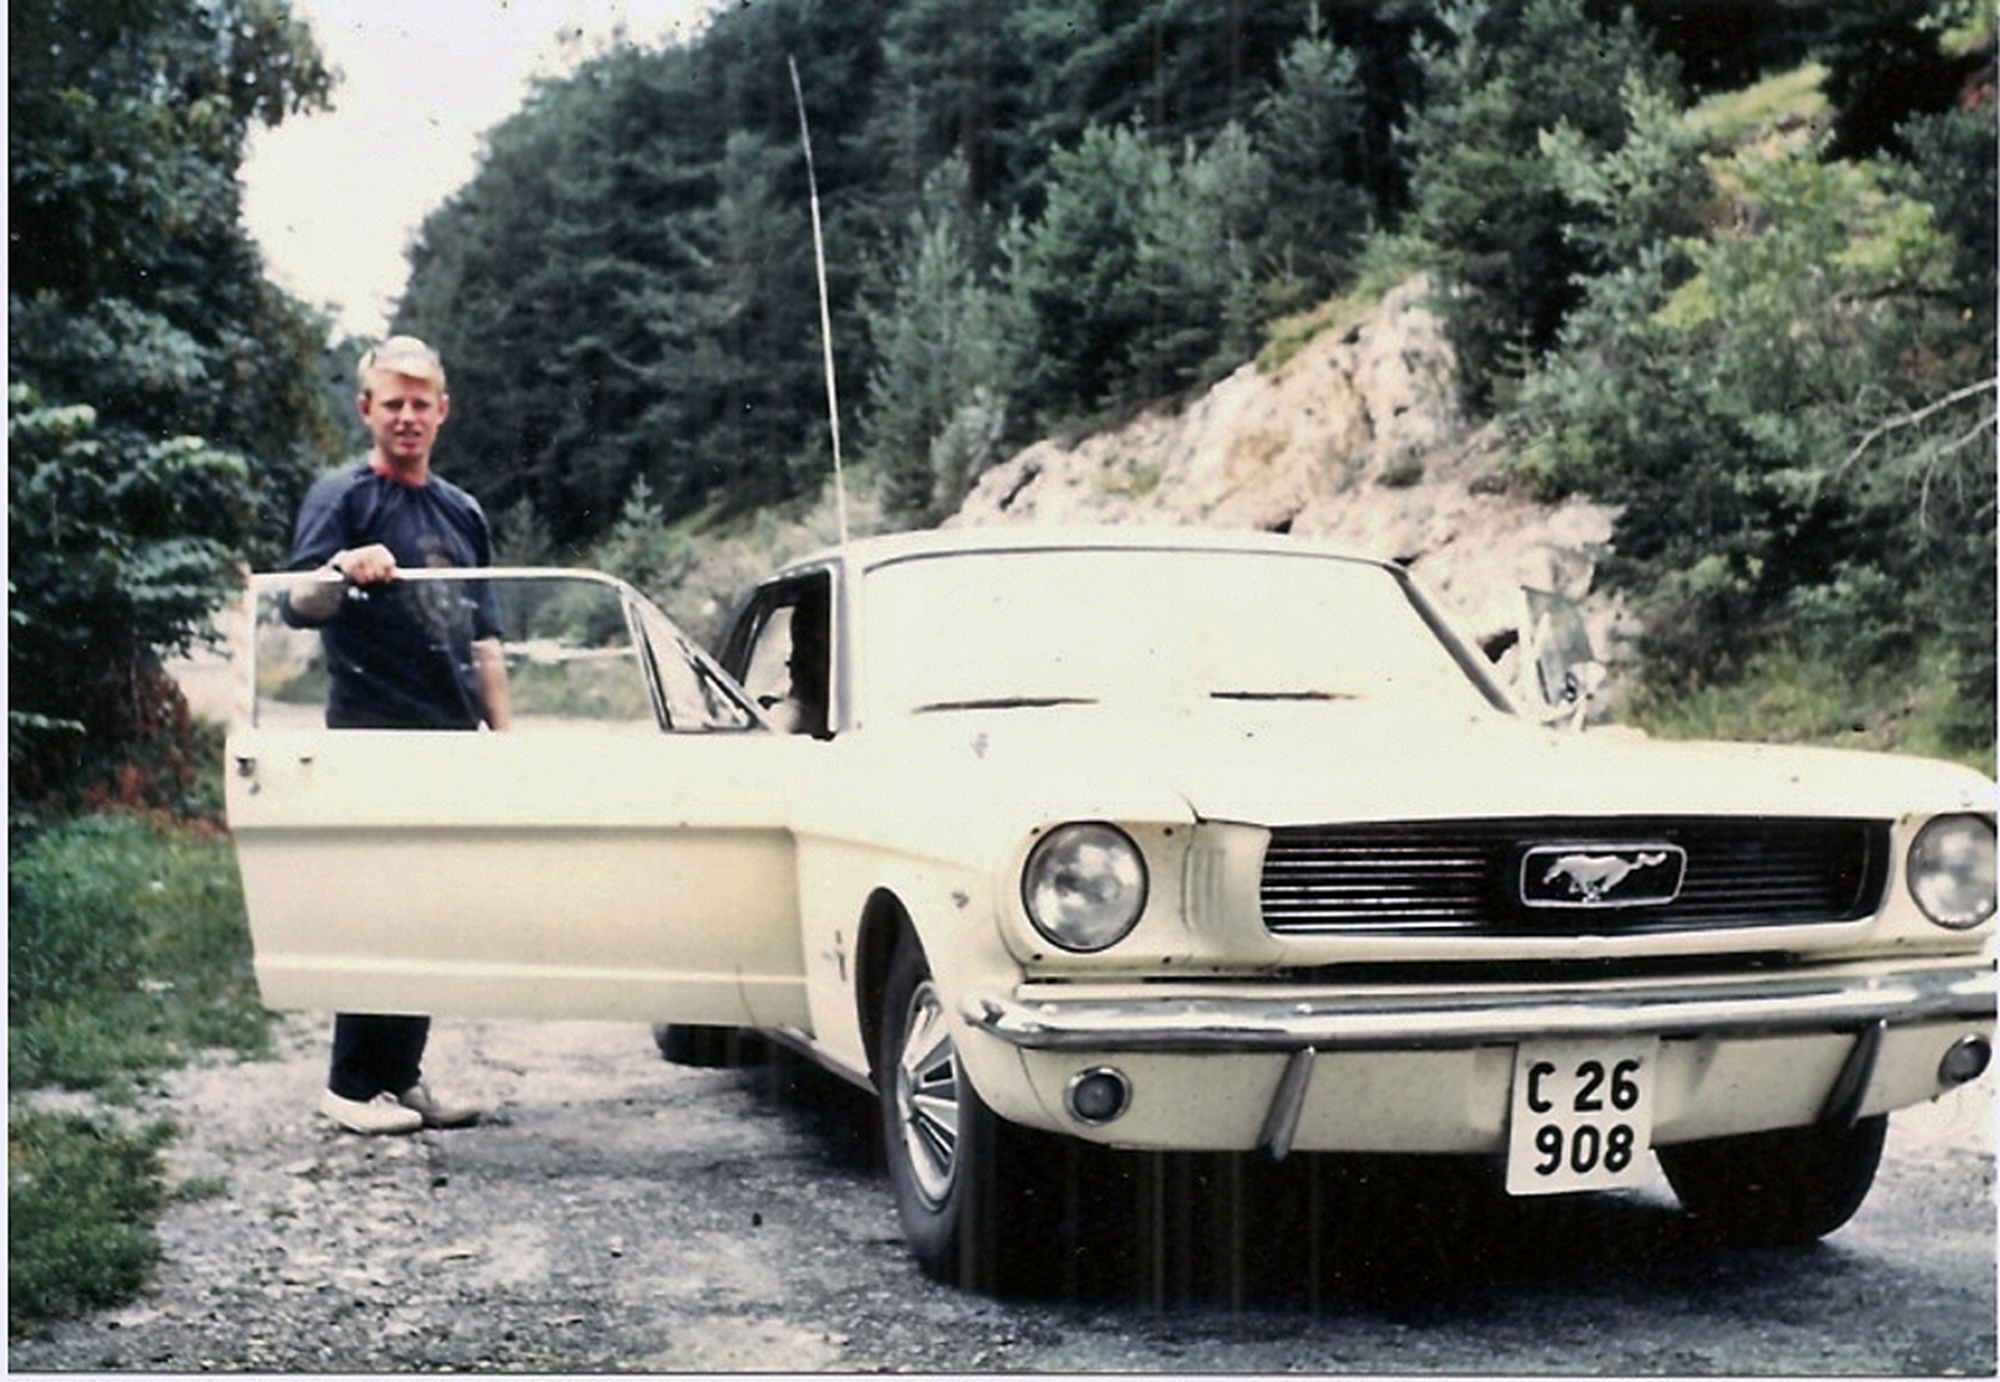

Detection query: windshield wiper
(912, 695), (1098, 713)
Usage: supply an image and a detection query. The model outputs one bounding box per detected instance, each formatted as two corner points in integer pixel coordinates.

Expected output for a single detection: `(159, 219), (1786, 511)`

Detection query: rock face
(949, 277), (1627, 699)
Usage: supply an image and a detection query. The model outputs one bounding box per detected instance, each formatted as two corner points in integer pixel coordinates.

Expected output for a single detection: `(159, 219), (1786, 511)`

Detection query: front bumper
(960, 961), (1995, 1158)
(966, 961), (1994, 1052)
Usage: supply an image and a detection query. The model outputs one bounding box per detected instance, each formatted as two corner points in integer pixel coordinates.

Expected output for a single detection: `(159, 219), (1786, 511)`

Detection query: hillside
(174, 276), (1618, 730)
(659, 275), (1624, 719)
(946, 277), (1624, 689)
(36, 1), (1993, 814)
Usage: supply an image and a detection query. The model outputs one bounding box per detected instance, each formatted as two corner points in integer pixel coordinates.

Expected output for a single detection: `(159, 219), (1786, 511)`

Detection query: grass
(1622, 644), (1995, 779)
(1255, 232), (1444, 373)
(9, 815), (270, 1091)
(1258, 287), (1382, 372)
(7, 1112), (171, 1333)
(8, 811), (270, 1333)
(1685, 62), (1831, 150)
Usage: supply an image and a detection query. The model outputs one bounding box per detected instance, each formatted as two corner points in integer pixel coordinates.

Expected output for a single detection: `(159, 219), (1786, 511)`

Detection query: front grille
(1260, 817), (1891, 936)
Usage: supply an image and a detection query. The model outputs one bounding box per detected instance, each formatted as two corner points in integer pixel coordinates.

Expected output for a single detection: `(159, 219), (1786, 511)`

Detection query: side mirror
(1521, 587), (1604, 731)
(1554, 658), (1607, 731)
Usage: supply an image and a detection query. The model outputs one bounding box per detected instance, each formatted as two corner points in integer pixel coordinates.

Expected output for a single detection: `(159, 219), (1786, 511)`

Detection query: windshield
(861, 547), (1502, 718)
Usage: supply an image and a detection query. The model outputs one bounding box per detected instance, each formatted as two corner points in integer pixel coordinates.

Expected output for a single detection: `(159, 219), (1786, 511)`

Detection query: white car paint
(228, 530), (1994, 1264)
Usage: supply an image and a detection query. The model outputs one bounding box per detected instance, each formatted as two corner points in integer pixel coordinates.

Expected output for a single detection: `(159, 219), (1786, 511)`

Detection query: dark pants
(328, 1013), (430, 1100)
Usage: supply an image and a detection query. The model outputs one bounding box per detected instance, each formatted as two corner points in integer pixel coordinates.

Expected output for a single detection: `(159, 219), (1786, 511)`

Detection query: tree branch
(1843, 376), (1998, 471)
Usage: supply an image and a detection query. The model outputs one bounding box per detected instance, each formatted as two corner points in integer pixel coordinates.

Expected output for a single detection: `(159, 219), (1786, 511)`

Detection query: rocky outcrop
(950, 277), (1627, 700)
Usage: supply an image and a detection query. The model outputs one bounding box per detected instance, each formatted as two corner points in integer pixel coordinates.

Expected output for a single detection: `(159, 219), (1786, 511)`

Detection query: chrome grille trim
(1260, 818), (1890, 936)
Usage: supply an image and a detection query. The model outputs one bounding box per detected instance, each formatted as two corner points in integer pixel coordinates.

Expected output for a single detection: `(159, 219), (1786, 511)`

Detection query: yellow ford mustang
(231, 527), (1995, 1289)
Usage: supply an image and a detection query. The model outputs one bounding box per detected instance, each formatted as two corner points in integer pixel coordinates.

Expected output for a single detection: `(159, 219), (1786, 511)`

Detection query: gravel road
(10, 1014), (1994, 1374)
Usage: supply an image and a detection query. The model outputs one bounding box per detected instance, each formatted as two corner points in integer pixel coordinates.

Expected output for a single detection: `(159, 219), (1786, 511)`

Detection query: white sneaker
(321, 1089), (423, 1135)
(395, 1081), (481, 1129)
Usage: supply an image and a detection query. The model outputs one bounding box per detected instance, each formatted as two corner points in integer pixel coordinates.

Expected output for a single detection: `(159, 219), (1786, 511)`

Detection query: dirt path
(10, 1014), (1995, 1374)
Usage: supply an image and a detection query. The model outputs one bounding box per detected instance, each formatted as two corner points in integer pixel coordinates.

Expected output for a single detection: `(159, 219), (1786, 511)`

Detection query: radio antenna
(789, 55), (849, 548)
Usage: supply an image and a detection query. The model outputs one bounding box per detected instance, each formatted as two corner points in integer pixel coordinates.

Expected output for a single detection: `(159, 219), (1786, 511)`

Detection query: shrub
(1400, 0), (1681, 404)
(1515, 122), (1989, 737)
(7, 386), (253, 815)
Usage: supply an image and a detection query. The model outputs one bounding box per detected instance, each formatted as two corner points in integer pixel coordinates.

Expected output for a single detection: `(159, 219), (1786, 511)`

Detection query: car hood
(896, 698), (1995, 826)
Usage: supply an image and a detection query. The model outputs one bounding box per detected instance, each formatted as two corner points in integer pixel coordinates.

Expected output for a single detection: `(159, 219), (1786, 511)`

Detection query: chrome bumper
(965, 962), (1996, 1054)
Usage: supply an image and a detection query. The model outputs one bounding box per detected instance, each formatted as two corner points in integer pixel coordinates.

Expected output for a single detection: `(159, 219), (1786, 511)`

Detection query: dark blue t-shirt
(285, 461), (503, 729)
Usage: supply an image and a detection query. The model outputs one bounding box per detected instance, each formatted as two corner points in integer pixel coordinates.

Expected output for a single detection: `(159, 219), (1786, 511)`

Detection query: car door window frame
(724, 570), (836, 738)
(630, 596), (762, 734)
(245, 567), (763, 735)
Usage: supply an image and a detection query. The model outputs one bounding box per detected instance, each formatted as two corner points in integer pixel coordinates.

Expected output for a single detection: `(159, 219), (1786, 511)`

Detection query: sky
(240, 0), (728, 340)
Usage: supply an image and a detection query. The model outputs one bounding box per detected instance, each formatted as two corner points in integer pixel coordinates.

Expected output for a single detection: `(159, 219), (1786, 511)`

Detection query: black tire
(876, 935), (1066, 1291)
(651, 1023), (764, 1068)
(1658, 1114), (1888, 1246)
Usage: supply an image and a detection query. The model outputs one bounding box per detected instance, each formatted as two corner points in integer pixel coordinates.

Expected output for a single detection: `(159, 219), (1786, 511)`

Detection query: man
(285, 335), (509, 1134)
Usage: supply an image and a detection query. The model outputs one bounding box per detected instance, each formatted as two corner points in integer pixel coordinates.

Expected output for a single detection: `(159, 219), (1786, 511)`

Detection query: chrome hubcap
(894, 977), (960, 1206)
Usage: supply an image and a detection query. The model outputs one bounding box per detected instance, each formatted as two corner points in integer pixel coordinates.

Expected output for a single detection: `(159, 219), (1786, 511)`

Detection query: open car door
(226, 569), (809, 1030)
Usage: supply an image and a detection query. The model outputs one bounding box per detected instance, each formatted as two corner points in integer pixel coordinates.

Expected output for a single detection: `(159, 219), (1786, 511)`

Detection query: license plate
(1505, 1037), (1659, 1196)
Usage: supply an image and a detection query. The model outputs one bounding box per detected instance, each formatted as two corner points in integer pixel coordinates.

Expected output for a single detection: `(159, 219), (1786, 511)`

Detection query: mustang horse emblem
(1541, 851), (1670, 903)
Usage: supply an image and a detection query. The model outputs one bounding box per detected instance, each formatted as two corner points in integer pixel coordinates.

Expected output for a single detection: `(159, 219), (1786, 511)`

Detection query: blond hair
(357, 336), (447, 398)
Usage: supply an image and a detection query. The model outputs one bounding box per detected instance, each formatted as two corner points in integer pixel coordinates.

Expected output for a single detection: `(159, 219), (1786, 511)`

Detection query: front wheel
(1658, 1115), (1887, 1246)
(876, 936), (1067, 1290)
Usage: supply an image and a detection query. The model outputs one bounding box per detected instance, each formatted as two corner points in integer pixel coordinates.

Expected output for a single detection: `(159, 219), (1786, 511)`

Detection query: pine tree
(1255, 6), (1373, 308)
(867, 162), (1011, 523)
(1401, 0), (1680, 402)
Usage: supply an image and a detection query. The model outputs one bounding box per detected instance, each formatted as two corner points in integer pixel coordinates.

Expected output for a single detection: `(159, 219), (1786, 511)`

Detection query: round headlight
(1022, 822), (1148, 952)
(1907, 815), (1997, 931)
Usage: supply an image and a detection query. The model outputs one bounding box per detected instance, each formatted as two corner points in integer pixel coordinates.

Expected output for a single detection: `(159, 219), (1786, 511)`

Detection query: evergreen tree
(1001, 122), (1161, 422)
(1808, 0), (1993, 158)
(1401, 0), (1680, 403)
(709, 127), (826, 506)
(399, 45), (724, 539)
(1011, 0), (1303, 158)
(1126, 121), (1270, 394)
(866, 162), (1012, 524)
(400, 0), (884, 537)
(1002, 117), (1272, 425)
(1519, 126), (1987, 734)
(869, 0), (1032, 222)
(1894, 99), (1997, 341)
(1255, 7), (1373, 308)
(1538, 74), (1707, 277)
